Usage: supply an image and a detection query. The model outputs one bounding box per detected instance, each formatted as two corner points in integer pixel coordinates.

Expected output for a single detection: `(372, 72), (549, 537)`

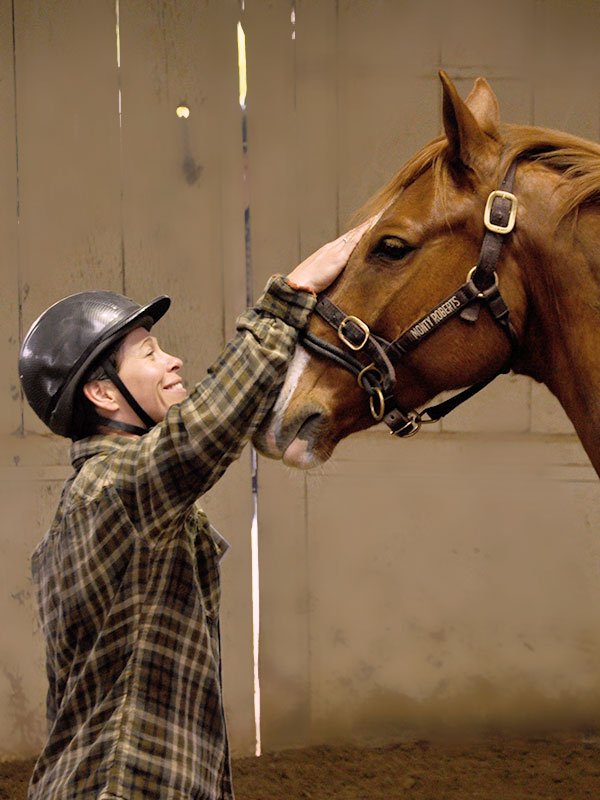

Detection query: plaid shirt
(28, 276), (316, 800)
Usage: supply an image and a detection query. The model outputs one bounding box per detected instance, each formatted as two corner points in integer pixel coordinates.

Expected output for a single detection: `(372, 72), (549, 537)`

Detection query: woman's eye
(372, 237), (414, 261)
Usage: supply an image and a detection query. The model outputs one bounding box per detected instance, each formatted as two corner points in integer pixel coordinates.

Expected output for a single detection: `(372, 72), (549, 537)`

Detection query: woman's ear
(82, 379), (120, 413)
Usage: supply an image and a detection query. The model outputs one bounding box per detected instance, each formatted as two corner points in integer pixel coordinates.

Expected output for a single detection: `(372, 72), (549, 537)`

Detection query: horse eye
(371, 236), (414, 261)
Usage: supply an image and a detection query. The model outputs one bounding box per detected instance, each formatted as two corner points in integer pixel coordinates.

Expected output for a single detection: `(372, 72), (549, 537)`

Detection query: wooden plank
(256, 457), (311, 751)
(0, 0), (21, 436)
(207, 3), (256, 756)
(306, 432), (600, 739)
(119, 0), (254, 754)
(440, 0), (536, 78)
(14, 0), (122, 435)
(531, 1), (600, 140)
(531, 0), (600, 140)
(120, 0), (227, 378)
(243, 0), (334, 752)
(243, 0), (304, 752)
(220, 9), (248, 342)
(295, 0), (338, 254)
(337, 0), (439, 226)
(0, 476), (67, 757)
(245, 0), (341, 752)
(244, 0), (299, 296)
(251, 0), (429, 750)
(3, 0), (122, 756)
(202, 454), (255, 756)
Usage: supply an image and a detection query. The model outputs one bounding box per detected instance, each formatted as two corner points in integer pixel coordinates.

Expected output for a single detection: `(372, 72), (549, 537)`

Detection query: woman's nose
(166, 352), (183, 371)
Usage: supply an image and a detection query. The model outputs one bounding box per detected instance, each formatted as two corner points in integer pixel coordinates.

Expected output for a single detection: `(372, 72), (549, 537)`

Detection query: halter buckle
(484, 190), (518, 234)
(389, 415), (421, 437)
(338, 315), (370, 351)
(357, 363), (383, 390)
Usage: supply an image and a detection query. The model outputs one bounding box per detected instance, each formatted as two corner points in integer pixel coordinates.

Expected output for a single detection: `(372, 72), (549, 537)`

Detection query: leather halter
(300, 159), (520, 437)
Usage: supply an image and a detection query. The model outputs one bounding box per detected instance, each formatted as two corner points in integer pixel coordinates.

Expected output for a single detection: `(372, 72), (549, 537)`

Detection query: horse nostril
(280, 411), (328, 469)
(295, 412), (325, 443)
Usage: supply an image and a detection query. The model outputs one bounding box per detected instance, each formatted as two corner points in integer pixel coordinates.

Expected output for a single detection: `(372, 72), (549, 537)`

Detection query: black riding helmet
(19, 290), (170, 439)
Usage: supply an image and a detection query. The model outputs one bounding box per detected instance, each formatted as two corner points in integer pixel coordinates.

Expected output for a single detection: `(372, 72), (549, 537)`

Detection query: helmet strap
(92, 414), (150, 437)
(101, 358), (157, 433)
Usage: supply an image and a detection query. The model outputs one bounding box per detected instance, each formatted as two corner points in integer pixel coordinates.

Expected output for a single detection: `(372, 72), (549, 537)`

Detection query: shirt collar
(70, 433), (134, 470)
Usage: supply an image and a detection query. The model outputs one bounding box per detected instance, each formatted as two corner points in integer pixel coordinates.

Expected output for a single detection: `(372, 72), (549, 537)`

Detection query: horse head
(254, 70), (600, 472)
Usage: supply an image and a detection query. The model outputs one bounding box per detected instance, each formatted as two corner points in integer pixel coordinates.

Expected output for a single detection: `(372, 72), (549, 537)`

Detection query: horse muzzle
(253, 403), (330, 469)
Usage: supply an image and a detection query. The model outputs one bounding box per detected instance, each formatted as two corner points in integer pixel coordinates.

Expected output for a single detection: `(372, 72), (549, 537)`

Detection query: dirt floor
(4, 732), (600, 799)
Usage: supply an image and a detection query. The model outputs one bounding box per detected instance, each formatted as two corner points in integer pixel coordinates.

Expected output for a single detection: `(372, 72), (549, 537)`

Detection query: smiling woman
(83, 328), (187, 435)
(19, 291), (172, 440)
(16, 213), (367, 800)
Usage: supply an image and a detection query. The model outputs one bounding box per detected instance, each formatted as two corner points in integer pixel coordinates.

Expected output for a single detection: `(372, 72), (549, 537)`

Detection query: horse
(252, 71), (600, 477)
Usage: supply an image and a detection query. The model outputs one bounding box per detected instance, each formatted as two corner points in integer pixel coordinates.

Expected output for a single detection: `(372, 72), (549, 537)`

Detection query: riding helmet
(19, 290), (171, 438)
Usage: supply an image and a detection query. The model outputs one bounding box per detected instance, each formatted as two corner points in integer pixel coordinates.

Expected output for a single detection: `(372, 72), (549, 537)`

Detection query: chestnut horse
(253, 71), (600, 475)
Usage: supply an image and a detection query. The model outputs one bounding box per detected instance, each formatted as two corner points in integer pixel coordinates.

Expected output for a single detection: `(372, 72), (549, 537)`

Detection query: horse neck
(516, 204), (600, 473)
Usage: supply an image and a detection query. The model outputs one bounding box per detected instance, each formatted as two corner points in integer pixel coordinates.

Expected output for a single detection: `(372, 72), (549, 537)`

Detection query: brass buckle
(338, 315), (370, 351)
(357, 363), (382, 390)
(357, 364), (385, 421)
(484, 190), (518, 234)
(368, 386), (385, 422)
(466, 265), (499, 299)
(390, 414), (421, 437)
(390, 410), (437, 437)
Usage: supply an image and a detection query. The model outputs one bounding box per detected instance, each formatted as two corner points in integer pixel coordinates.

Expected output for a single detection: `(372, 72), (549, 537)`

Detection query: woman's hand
(286, 220), (372, 294)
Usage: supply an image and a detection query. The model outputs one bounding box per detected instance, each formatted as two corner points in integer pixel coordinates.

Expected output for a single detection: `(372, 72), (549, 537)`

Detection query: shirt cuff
(255, 274), (317, 329)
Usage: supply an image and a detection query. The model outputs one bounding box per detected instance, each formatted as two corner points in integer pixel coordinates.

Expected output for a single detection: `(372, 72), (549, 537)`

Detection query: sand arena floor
(3, 731), (600, 799)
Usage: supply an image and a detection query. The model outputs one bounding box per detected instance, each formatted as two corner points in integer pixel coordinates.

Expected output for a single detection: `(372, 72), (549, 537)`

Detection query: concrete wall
(2, 0), (600, 761)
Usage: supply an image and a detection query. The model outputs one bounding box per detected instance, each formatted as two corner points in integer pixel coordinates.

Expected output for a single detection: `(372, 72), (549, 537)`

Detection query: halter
(300, 159), (520, 437)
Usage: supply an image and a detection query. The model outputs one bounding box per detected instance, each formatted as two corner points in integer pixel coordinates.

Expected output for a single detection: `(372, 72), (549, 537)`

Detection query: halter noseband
(300, 159), (520, 437)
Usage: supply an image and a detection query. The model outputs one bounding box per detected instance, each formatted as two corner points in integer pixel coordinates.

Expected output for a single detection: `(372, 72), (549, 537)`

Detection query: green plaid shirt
(28, 276), (316, 800)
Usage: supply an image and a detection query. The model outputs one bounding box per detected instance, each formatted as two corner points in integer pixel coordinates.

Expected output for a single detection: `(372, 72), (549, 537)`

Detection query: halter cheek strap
(300, 158), (521, 437)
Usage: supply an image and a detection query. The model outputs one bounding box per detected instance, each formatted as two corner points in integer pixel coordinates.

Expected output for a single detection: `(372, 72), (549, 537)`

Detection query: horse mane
(356, 124), (600, 223)
(502, 124), (600, 216)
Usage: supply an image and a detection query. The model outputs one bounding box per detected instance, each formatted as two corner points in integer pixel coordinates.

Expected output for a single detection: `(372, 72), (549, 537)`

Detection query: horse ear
(439, 70), (498, 173)
(465, 77), (500, 138)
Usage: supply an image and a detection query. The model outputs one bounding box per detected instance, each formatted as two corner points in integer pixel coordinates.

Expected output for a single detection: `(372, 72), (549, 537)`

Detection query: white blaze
(266, 345), (310, 452)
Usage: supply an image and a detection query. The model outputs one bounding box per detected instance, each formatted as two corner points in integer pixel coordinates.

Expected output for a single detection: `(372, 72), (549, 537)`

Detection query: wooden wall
(249, 0), (600, 750)
(0, 0), (254, 758)
(2, 0), (600, 760)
